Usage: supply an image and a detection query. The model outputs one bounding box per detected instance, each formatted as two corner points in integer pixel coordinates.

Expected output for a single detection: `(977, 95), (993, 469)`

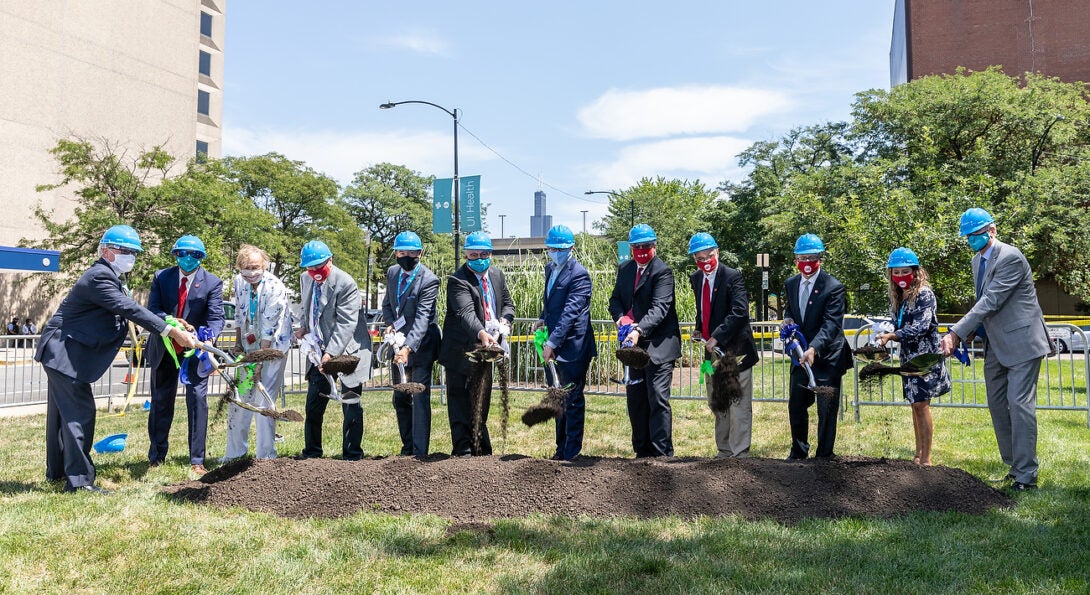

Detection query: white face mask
(240, 268), (263, 284)
(113, 253), (136, 274)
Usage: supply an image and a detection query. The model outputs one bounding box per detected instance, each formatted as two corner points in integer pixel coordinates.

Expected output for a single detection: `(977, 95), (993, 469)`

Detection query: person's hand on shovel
(393, 346), (410, 365)
(542, 344), (556, 363)
(799, 347), (816, 367)
(318, 352), (331, 374)
(477, 329), (498, 347)
(703, 337), (718, 354)
(167, 326), (199, 350)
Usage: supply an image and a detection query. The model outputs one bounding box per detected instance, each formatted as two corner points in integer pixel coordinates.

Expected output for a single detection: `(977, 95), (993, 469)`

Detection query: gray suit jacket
(951, 240), (1051, 367)
(299, 264), (368, 383)
(380, 263), (441, 367)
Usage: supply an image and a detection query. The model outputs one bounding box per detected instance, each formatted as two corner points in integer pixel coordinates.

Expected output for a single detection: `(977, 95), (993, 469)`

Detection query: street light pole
(585, 189), (631, 227)
(498, 214), (506, 238)
(380, 100), (461, 261)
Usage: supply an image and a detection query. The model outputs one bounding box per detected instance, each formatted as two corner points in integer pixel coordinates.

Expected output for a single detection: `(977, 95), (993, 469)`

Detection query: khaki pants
(706, 367), (753, 458)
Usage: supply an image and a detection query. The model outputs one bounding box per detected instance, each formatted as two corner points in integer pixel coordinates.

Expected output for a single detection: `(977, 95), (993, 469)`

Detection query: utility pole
(580, 210), (588, 234)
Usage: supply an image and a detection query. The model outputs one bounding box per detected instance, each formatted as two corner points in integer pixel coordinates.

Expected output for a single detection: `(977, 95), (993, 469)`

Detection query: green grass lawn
(1, 388), (1088, 593)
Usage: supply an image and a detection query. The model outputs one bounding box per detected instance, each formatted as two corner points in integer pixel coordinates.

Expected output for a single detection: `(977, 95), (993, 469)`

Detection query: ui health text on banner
(432, 178), (453, 234)
(459, 175), (481, 232)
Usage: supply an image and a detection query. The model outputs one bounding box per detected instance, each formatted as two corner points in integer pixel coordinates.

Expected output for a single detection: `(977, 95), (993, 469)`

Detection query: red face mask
(308, 261), (332, 283)
(632, 246), (656, 265)
(698, 256), (718, 274)
(797, 261), (820, 276)
(892, 273), (914, 289)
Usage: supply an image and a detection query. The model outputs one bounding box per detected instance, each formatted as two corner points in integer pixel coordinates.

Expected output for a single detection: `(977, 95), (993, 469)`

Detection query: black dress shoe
(66, 485), (111, 494)
(1009, 481), (1038, 491)
(784, 456), (806, 462)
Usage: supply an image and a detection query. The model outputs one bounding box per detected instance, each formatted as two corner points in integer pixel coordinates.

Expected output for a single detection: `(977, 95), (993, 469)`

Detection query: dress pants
(788, 365), (841, 459)
(148, 356), (208, 465)
(44, 366), (97, 489)
(223, 357), (285, 460)
(552, 358), (589, 461)
(707, 367), (753, 458)
(446, 366), (492, 456)
(302, 365), (363, 460)
(393, 362), (434, 456)
(983, 351), (1041, 484)
(626, 359), (675, 457)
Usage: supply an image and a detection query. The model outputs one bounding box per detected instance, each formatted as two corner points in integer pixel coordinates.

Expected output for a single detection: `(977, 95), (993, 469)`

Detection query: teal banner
(617, 241), (631, 264)
(459, 175), (482, 232)
(432, 178), (453, 234)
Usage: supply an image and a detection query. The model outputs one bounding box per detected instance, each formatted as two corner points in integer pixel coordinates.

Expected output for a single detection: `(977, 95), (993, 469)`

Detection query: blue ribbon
(180, 326), (216, 385)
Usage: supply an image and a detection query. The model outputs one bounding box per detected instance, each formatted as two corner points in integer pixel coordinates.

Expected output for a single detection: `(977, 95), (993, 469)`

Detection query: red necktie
(701, 276), (712, 340)
(634, 266), (643, 289)
(177, 276), (188, 318)
(481, 275), (491, 321)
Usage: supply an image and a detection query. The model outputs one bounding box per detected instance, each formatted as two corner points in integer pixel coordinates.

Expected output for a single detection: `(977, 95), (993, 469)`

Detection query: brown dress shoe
(191, 464), (208, 476)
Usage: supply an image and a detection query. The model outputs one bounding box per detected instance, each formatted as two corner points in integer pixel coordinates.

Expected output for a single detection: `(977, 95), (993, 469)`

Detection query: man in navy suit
(381, 231), (442, 457)
(608, 224), (682, 458)
(535, 225), (597, 461)
(146, 235), (224, 475)
(781, 233), (853, 460)
(688, 233), (760, 458)
(35, 225), (197, 493)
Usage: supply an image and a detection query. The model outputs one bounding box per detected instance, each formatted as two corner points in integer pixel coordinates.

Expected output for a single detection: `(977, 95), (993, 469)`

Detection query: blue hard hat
(545, 225), (575, 249)
(628, 224), (657, 245)
(93, 433), (127, 453)
(959, 208), (994, 236)
(887, 247), (920, 268)
(99, 225), (143, 252)
(171, 235), (206, 258)
(687, 232), (718, 254)
(393, 231), (423, 251)
(794, 233), (825, 255)
(300, 240), (333, 267)
(464, 231), (493, 251)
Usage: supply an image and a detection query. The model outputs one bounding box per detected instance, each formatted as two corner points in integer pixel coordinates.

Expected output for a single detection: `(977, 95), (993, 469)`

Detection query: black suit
(608, 257), (681, 457)
(691, 264), (759, 457)
(783, 269), (853, 458)
(437, 264), (515, 456)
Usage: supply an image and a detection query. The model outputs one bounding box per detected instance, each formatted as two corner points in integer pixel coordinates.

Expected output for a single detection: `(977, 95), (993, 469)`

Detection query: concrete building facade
(0, 0), (224, 319)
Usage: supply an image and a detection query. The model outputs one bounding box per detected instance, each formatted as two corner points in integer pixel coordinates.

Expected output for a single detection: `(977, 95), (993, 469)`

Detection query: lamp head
(379, 102), (395, 109)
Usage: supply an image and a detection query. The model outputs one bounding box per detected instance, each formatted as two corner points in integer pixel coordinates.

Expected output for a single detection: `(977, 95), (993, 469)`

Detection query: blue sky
(223, 1), (896, 238)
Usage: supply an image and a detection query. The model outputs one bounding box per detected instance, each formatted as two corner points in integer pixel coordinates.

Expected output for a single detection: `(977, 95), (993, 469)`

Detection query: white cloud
(585, 136), (752, 190)
(577, 85), (793, 141)
(222, 126), (493, 186)
(376, 31), (449, 56)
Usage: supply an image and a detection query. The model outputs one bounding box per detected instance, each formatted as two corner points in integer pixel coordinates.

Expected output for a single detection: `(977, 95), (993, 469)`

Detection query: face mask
(697, 256), (718, 274)
(308, 261), (332, 282)
(467, 258), (491, 273)
(797, 261), (820, 276)
(397, 255), (420, 271)
(632, 246), (655, 265)
(892, 273), (914, 289)
(549, 249), (571, 266)
(240, 269), (263, 284)
(967, 232), (990, 252)
(113, 254), (136, 274)
(177, 256), (201, 273)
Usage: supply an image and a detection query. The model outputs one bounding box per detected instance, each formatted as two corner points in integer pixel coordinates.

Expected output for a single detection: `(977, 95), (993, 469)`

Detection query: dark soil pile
(164, 455), (1012, 524)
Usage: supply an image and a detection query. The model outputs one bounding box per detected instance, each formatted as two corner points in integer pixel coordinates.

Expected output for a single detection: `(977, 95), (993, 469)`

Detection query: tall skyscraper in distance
(529, 189), (552, 238)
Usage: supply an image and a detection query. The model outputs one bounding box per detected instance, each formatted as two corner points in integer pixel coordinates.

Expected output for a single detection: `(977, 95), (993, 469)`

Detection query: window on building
(200, 12), (212, 37)
(197, 90), (210, 116)
(199, 51), (211, 76)
(196, 141), (209, 161)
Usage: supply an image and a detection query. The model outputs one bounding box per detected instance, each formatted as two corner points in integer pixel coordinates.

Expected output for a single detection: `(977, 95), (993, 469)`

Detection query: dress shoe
(988, 473), (1015, 485)
(784, 456), (806, 462)
(1009, 481), (1038, 491)
(190, 464), (208, 476)
(148, 460), (162, 468)
(550, 453), (563, 461)
(67, 484), (111, 494)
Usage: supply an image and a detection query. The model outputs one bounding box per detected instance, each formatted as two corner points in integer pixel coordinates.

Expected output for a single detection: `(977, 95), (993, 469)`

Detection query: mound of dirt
(163, 455), (1012, 524)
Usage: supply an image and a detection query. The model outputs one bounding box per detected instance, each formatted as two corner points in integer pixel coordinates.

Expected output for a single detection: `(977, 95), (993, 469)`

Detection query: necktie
(481, 275), (492, 321)
(976, 257), (987, 299)
(311, 282), (323, 343)
(701, 276), (712, 340)
(547, 266), (561, 297)
(799, 279), (810, 321)
(398, 272), (410, 303)
(634, 266), (644, 289)
(176, 277), (188, 318)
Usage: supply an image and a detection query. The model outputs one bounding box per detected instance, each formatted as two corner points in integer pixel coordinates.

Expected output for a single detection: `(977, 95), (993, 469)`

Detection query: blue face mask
(549, 249), (571, 266)
(467, 258), (491, 273)
(967, 232), (990, 252)
(177, 255), (202, 272)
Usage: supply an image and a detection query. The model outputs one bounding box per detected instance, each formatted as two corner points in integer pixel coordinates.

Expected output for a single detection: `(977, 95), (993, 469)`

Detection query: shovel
(522, 359), (570, 426)
(298, 332), (361, 405)
(195, 342), (302, 421)
(779, 321), (817, 392)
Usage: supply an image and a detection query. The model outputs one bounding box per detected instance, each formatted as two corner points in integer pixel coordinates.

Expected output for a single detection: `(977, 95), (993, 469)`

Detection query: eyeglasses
(106, 245), (139, 256)
(968, 229), (990, 237)
(465, 251), (492, 260)
(172, 250), (205, 259)
(631, 243), (654, 250)
(795, 255), (821, 263)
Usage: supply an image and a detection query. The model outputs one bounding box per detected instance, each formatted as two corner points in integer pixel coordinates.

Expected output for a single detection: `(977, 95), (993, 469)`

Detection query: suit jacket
(35, 259), (168, 383)
(690, 264), (759, 371)
(381, 263), (441, 367)
(437, 264), (515, 376)
(608, 257), (682, 364)
(951, 240), (1051, 367)
(299, 264), (368, 384)
(146, 266), (224, 368)
(783, 269), (853, 379)
(539, 256), (597, 363)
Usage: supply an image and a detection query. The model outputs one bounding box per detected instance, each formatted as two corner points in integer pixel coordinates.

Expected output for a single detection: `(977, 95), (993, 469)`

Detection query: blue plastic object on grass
(93, 433), (127, 453)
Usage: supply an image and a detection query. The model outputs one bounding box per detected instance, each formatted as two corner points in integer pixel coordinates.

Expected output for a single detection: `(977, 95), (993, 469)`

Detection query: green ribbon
(699, 359), (714, 385)
(235, 360), (256, 395)
(161, 316), (185, 369)
(533, 327), (549, 363)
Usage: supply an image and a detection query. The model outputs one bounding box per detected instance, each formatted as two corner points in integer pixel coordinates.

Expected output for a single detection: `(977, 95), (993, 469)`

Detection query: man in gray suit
(381, 231), (441, 457)
(35, 225), (197, 493)
(941, 208), (1051, 490)
(295, 240), (370, 460)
